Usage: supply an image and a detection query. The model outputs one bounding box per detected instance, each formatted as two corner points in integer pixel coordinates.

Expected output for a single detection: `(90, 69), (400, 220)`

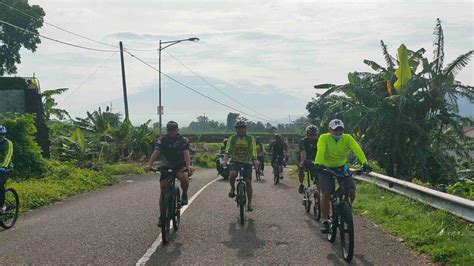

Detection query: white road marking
(136, 177), (219, 265)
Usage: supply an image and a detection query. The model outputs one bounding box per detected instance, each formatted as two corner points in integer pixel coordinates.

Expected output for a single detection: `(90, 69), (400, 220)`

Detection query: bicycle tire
(173, 188), (180, 231)
(237, 181), (246, 225)
(313, 190), (321, 221)
(161, 191), (173, 244)
(273, 171), (279, 185)
(304, 190), (311, 213)
(255, 168), (261, 181)
(0, 188), (19, 229)
(327, 203), (337, 242)
(339, 201), (354, 262)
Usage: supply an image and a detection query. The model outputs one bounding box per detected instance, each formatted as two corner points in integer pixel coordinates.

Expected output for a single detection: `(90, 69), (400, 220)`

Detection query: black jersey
(299, 137), (317, 161)
(155, 134), (189, 168)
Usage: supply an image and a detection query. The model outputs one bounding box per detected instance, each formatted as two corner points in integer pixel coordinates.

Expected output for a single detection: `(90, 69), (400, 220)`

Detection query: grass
(6, 161), (146, 214)
(288, 168), (474, 264)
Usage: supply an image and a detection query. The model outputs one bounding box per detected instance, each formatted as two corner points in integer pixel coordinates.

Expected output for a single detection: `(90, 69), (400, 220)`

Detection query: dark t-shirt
(155, 134), (189, 168)
(299, 137), (318, 161)
(269, 140), (287, 157)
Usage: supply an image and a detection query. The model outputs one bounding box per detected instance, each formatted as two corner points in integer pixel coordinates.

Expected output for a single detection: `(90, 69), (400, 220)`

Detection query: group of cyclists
(0, 116), (370, 234)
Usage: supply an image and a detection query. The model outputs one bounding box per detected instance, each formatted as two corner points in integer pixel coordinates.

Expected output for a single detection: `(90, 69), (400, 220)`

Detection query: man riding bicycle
(223, 119), (259, 212)
(215, 138), (228, 177)
(145, 121), (193, 226)
(269, 133), (288, 179)
(255, 136), (265, 176)
(0, 126), (13, 214)
(314, 119), (371, 231)
(298, 125), (319, 194)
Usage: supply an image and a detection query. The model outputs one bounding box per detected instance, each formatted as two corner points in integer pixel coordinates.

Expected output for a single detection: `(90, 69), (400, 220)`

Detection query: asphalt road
(0, 168), (428, 265)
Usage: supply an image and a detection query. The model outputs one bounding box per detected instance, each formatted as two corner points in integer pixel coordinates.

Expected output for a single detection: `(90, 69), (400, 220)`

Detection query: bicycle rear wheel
(255, 168), (261, 181)
(0, 188), (19, 229)
(161, 192), (173, 244)
(173, 188), (181, 231)
(339, 201), (354, 262)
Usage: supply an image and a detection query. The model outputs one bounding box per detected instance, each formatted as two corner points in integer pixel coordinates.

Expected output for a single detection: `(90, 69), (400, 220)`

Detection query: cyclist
(269, 133), (288, 179)
(255, 136), (265, 176)
(298, 125), (319, 194)
(215, 138), (228, 176)
(223, 119), (259, 212)
(0, 125), (13, 214)
(314, 119), (371, 232)
(145, 121), (193, 226)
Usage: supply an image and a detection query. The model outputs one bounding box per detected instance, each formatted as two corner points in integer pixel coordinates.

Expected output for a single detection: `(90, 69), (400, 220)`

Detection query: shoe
(181, 193), (188, 206)
(298, 184), (305, 194)
(247, 204), (254, 212)
(321, 219), (330, 233)
(228, 189), (236, 198)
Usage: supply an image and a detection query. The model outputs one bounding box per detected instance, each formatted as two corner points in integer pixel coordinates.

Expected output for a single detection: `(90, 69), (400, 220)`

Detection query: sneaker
(228, 189), (236, 198)
(298, 184), (305, 194)
(321, 219), (330, 233)
(181, 193), (188, 206)
(247, 204), (254, 212)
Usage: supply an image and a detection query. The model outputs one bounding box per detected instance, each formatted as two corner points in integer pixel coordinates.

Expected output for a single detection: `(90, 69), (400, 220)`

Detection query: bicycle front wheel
(273, 171), (279, 185)
(161, 192), (173, 244)
(304, 190), (311, 213)
(0, 188), (19, 229)
(313, 190), (321, 221)
(339, 201), (354, 262)
(237, 182), (246, 225)
(173, 188), (181, 231)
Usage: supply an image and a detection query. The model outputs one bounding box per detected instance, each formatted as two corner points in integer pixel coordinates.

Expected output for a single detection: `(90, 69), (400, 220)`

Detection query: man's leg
(177, 170), (190, 205)
(244, 164), (253, 211)
(216, 158), (221, 174)
(298, 168), (305, 193)
(318, 171), (335, 231)
(228, 168), (238, 197)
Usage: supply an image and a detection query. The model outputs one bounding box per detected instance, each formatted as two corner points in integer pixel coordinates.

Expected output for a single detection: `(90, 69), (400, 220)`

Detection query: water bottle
(343, 164), (350, 176)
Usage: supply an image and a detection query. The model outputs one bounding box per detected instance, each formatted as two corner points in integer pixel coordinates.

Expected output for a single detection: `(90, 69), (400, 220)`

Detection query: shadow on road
(221, 219), (265, 258)
(271, 182), (293, 190)
(159, 241), (183, 264)
(304, 217), (374, 266)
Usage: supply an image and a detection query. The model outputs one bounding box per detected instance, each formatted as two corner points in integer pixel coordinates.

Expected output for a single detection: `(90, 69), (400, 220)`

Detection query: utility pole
(119, 42), (129, 120)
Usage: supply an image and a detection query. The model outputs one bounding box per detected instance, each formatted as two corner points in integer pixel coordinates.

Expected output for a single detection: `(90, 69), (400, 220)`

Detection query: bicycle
(154, 167), (188, 245)
(272, 155), (284, 185)
(219, 156), (231, 180)
(234, 164), (248, 225)
(254, 161), (262, 182)
(0, 170), (19, 229)
(320, 167), (363, 262)
(301, 163), (321, 221)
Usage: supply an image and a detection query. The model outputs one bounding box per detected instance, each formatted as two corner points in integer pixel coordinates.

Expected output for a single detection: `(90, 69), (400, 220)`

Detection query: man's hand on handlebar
(362, 163), (372, 173)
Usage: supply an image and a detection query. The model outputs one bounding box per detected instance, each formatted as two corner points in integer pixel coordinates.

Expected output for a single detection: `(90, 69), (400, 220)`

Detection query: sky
(9, 0), (474, 125)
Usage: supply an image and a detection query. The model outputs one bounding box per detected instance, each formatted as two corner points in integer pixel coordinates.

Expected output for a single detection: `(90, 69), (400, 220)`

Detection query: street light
(158, 37), (200, 135)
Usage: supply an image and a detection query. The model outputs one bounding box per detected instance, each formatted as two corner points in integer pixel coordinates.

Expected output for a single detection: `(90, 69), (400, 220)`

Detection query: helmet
(274, 133), (282, 139)
(0, 125), (6, 134)
(306, 125), (318, 135)
(234, 119), (247, 128)
(166, 121), (179, 130)
(255, 136), (260, 140)
(328, 119), (344, 130)
(223, 138), (228, 145)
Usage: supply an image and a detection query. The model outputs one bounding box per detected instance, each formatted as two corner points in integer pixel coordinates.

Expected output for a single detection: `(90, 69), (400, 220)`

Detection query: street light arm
(160, 41), (183, 51)
(160, 37), (199, 50)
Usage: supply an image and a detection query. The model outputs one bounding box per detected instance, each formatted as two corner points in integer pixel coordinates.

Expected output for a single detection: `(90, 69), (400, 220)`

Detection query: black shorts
(229, 162), (252, 179)
(159, 165), (186, 181)
(271, 155), (284, 166)
(318, 167), (356, 194)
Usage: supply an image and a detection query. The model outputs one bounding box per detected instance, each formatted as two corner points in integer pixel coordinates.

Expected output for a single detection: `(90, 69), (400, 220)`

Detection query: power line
(59, 51), (118, 104)
(0, 19), (118, 52)
(0, 1), (156, 52)
(125, 51), (279, 124)
(164, 50), (277, 122)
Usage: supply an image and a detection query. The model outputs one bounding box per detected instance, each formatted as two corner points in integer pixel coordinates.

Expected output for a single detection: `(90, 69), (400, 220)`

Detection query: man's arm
(0, 141), (13, 169)
(347, 135), (368, 164)
(223, 136), (232, 163)
(183, 149), (192, 171)
(314, 136), (326, 165)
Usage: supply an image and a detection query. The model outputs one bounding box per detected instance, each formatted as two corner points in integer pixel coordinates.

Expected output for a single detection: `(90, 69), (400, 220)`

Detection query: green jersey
(0, 138), (14, 169)
(225, 134), (257, 163)
(315, 133), (367, 167)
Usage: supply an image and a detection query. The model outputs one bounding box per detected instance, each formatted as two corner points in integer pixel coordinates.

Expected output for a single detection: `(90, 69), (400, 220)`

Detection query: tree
(309, 19), (473, 182)
(0, 0), (45, 75)
(42, 88), (70, 121)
